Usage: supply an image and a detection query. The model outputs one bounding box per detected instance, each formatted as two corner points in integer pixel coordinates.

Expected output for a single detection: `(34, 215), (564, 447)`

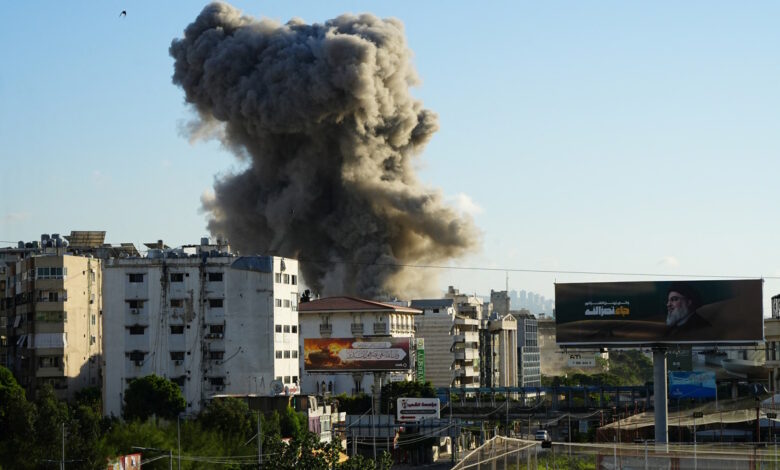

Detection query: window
(284, 376), (291, 384)
(37, 267), (65, 279)
(170, 351), (185, 360)
(275, 299), (282, 307)
(128, 325), (145, 335)
(275, 351), (283, 359)
(35, 311), (65, 322)
(283, 274), (290, 284)
(208, 324), (224, 334)
(291, 325), (297, 334)
(283, 299), (290, 308)
(209, 351), (224, 360)
(275, 325), (282, 333)
(283, 325), (290, 333)
(129, 273), (144, 283)
(284, 350), (291, 358)
(291, 297), (298, 312)
(292, 350), (298, 359)
(170, 299), (183, 308)
(291, 275), (297, 285)
(209, 377), (225, 386)
(275, 273), (282, 283)
(170, 273), (184, 282)
(91, 314), (96, 325)
(128, 351), (145, 361)
(208, 298), (223, 308)
(128, 300), (144, 309)
(292, 376), (298, 384)
(38, 356), (62, 368)
(275, 376), (282, 382)
(170, 325), (184, 334)
(48, 292), (59, 302)
(208, 272), (223, 282)
(90, 335), (96, 345)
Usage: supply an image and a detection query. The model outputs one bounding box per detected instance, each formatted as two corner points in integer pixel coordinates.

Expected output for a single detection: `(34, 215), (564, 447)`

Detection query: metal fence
(453, 436), (780, 469)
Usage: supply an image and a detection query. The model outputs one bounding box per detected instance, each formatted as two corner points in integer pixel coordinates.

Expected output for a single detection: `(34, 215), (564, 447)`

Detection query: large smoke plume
(170, 2), (479, 298)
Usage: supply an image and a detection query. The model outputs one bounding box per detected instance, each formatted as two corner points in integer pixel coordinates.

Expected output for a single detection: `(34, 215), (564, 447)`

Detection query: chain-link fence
(453, 436), (780, 469)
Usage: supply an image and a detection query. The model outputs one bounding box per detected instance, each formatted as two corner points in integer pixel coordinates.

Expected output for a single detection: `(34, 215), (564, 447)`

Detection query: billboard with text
(669, 371), (717, 399)
(555, 280), (763, 346)
(304, 337), (411, 371)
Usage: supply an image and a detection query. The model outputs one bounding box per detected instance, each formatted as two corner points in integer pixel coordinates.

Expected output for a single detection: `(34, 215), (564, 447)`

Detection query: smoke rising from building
(170, 2), (479, 297)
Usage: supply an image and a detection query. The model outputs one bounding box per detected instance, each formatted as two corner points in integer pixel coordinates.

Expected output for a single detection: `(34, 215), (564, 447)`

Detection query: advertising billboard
(397, 397), (440, 422)
(304, 337), (411, 371)
(555, 280), (763, 346)
(669, 371), (717, 399)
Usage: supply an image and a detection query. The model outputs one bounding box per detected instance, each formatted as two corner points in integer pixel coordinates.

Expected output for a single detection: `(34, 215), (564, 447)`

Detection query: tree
(33, 384), (70, 467)
(123, 374), (185, 422)
(198, 397), (253, 439)
(280, 406), (306, 439)
(0, 367), (35, 469)
(380, 380), (436, 414)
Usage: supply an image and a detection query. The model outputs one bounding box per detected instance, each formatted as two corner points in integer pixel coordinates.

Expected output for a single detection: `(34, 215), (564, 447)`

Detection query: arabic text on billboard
(397, 397), (440, 422)
(555, 280), (763, 346)
(304, 337), (411, 371)
(669, 371), (716, 399)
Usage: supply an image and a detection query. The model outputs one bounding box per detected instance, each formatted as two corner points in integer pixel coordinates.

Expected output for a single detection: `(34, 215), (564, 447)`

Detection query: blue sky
(2, 1), (779, 311)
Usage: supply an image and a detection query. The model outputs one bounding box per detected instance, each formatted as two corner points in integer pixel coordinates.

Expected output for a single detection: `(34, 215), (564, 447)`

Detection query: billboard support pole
(653, 348), (668, 444)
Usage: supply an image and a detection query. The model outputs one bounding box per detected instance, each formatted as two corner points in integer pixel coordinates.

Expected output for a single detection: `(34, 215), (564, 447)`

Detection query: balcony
(453, 331), (479, 343)
(319, 324), (333, 335)
(454, 349), (477, 361)
(351, 323), (364, 335)
(373, 322), (387, 335)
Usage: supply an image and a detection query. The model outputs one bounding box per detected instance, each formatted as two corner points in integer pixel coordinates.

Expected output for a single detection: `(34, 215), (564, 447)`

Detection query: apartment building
(298, 296), (419, 396)
(483, 312), (518, 388)
(410, 299), (480, 388)
(1, 235), (102, 400)
(513, 311), (541, 387)
(102, 239), (299, 416)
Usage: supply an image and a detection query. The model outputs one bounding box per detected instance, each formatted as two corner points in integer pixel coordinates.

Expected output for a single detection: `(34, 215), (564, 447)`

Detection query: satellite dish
(271, 380), (284, 395)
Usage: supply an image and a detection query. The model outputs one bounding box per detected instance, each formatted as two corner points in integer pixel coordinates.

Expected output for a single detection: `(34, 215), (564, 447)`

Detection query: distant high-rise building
(512, 311), (540, 387)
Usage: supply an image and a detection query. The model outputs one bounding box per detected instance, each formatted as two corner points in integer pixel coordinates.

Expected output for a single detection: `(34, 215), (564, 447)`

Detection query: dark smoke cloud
(171, 2), (479, 298)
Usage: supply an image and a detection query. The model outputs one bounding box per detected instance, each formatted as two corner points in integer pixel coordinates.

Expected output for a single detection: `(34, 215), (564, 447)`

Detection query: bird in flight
(119, 10), (127, 17)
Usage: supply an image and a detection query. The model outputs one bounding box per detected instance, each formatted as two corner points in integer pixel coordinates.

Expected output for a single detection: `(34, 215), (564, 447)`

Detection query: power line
(294, 257), (779, 281)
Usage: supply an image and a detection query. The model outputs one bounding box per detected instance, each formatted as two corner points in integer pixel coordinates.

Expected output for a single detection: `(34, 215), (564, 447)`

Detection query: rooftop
(299, 296), (422, 315)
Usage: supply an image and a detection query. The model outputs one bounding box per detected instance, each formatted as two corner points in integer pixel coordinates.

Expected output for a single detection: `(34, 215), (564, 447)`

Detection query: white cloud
(658, 256), (679, 267)
(448, 193), (483, 216)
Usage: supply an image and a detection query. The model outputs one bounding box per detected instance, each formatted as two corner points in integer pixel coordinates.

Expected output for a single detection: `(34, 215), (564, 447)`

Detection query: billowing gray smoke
(170, 2), (479, 298)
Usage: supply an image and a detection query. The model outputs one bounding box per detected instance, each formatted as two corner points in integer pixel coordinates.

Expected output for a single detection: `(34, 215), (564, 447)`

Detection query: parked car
(534, 430), (550, 442)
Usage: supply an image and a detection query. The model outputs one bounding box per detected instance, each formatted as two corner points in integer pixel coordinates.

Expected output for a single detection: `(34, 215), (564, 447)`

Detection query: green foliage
(280, 405), (306, 439)
(543, 351), (654, 387)
(198, 397), (253, 439)
(0, 367), (35, 469)
(333, 393), (372, 414)
(123, 374), (186, 422)
(380, 380), (436, 414)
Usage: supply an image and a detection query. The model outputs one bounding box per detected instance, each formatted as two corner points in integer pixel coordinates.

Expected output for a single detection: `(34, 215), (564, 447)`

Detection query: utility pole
(61, 422), (65, 470)
(257, 411), (263, 468)
(177, 415), (181, 470)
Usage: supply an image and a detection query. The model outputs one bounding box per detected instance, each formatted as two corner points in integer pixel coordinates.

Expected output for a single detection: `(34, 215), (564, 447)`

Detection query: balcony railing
(373, 322), (387, 334)
(351, 323), (364, 335)
(319, 324), (333, 335)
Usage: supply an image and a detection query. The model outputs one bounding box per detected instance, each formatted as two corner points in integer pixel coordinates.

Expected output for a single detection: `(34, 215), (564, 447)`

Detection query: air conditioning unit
(216, 333), (223, 339)
(130, 309), (139, 315)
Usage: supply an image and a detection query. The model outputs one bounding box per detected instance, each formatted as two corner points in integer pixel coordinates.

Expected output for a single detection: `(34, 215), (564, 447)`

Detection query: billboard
(567, 353), (597, 368)
(304, 337), (411, 371)
(397, 397), (440, 422)
(107, 453), (141, 470)
(555, 280), (763, 346)
(669, 371), (716, 399)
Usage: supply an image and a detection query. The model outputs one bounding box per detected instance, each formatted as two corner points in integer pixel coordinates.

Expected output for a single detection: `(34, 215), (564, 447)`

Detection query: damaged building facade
(101, 239), (300, 416)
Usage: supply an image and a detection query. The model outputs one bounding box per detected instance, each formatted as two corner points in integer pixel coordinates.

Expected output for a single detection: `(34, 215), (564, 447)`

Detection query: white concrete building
(102, 240), (299, 416)
(410, 299), (481, 388)
(298, 297), (420, 396)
